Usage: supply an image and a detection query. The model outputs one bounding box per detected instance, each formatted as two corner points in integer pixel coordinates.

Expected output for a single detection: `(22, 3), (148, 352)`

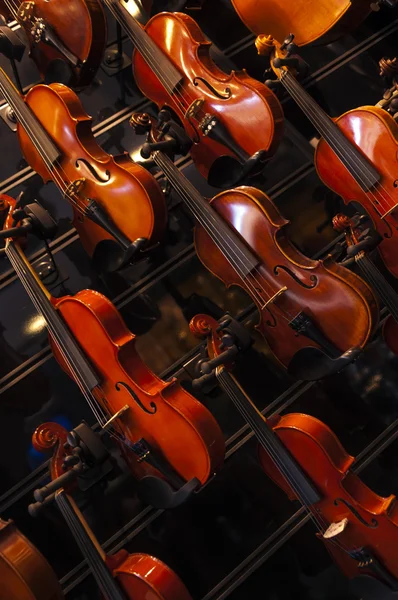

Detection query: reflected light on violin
(25, 314), (47, 335)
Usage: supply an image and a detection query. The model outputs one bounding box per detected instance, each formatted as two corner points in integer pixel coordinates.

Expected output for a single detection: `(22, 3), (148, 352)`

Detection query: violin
(30, 421), (193, 600)
(192, 314), (398, 595)
(135, 113), (379, 381)
(333, 212), (398, 356)
(0, 0), (106, 87)
(257, 35), (398, 281)
(0, 69), (167, 272)
(231, 0), (374, 47)
(3, 196), (224, 506)
(0, 517), (63, 600)
(101, 0), (284, 187)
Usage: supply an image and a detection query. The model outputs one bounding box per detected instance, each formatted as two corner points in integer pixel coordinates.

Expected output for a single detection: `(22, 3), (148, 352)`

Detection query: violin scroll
(32, 422), (70, 481)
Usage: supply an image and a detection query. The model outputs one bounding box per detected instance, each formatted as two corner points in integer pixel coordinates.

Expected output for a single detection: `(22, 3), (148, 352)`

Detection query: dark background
(1, 1), (398, 598)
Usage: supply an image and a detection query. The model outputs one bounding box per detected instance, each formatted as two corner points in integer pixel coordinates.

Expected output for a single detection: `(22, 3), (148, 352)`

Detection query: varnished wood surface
(231, 0), (372, 46)
(0, 519), (63, 600)
(0, 0), (106, 87)
(17, 83), (167, 262)
(258, 413), (398, 581)
(132, 12), (284, 181)
(194, 186), (378, 369)
(51, 288), (225, 484)
(316, 106), (398, 278)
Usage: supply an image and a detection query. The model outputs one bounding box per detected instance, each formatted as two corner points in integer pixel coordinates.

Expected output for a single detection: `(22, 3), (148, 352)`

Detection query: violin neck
(355, 253), (398, 322)
(102, 0), (182, 94)
(279, 71), (380, 192)
(216, 368), (321, 506)
(0, 69), (60, 166)
(153, 151), (259, 275)
(55, 491), (126, 600)
(5, 241), (100, 392)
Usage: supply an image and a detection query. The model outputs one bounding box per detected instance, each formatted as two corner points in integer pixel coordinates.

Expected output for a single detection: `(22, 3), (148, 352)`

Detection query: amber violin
(333, 212), (398, 356)
(2, 196), (224, 505)
(231, 0), (376, 47)
(135, 113), (379, 381)
(0, 0), (106, 87)
(29, 422), (193, 600)
(101, 0), (284, 187)
(0, 69), (167, 272)
(192, 314), (398, 596)
(257, 35), (398, 281)
(0, 517), (63, 600)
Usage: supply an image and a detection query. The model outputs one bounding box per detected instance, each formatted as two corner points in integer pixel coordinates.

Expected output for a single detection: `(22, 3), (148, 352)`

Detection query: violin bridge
(185, 98), (205, 120)
(261, 286), (288, 309)
(64, 178), (86, 199)
(323, 518), (349, 539)
(102, 405), (130, 430)
(17, 1), (35, 22)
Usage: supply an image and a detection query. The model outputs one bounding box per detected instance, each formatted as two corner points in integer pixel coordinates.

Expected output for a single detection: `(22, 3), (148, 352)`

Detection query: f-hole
(115, 381), (157, 414)
(76, 159), (111, 182)
(334, 498), (378, 528)
(274, 265), (318, 289)
(193, 77), (232, 100)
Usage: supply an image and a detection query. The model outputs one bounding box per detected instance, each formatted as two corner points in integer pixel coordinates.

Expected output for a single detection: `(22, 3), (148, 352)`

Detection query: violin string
(4, 244), (107, 425)
(219, 372), (362, 556)
(154, 151), (299, 324)
(56, 492), (126, 599)
(104, 0), (230, 130)
(5, 242), (150, 460)
(3, 0), (19, 21)
(0, 72), (91, 217)
(281, 72), (397, 217)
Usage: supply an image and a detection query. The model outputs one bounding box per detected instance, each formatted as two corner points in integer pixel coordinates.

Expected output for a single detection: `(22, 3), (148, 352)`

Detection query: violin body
(109, 551), (193, 600)
(194, 185), (378, 369)
(18, 83), (167, 264)
(132, 12), (284, 184)
(258, 413), (398, 582)
(316, 106), (398, 278)
(231, 0), (372, 46)
(0, 0), (106, 87)
(0, 518), (63, 600)
(49, 289), (224, 485)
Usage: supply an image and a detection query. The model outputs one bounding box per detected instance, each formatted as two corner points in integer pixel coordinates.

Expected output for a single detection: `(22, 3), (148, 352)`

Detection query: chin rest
(138, 475), (200, 509)
(287, 346), (361, 381)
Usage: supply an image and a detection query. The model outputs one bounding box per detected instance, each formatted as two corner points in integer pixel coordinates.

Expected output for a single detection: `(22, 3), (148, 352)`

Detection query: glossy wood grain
(258, 413), (398, 581)
(50, 289), (225, 484)
(231, 0), (372, 46)
(132, 12), (284, 181)
(0, 0), (106, 87)
(18, 83), (167, 262)
(316, 106), (398, 278)
(0, 519), (63, 600)
(113, 553), (193, 600)
(194, 186), (378, 368)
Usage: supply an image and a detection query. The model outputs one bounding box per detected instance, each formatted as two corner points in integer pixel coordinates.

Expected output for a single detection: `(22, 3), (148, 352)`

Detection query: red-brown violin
(333, 212), (398, 356)
(0, 69), (167, 272)
(0, 0), (106, 87)
(135, 113), (379, 381)
(2, 196), (224, 504)
(231, 0), (374, 47)
(0, 516), (63, 600)
(101, 0), (284, 187)
(30, 421), (193, 600)
(257, 35), (398, 280)
(192, 314), (398, 597)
